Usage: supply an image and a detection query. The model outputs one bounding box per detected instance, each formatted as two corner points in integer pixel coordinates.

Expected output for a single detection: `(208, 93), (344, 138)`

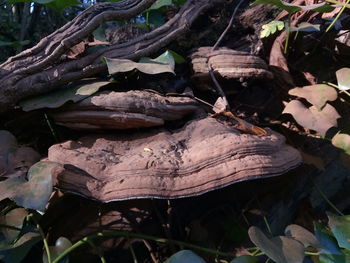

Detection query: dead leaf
(289, 84), (337, 110)
(282, 100), (340, 136)
(66, 41), (87, 59)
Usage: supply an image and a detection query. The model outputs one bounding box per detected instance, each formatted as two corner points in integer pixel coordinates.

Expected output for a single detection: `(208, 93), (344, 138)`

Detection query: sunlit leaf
(0, 232), (41, 263)
(252, 0), (334, 14)
(248, 226), (305, 263)
(332, 133), (350, 155)
(285, 224), (321, 248)
(260, 21), (284, 38)
(336, 68), (350, 91)
(290, 22), (320, 32)
(147, 0), (172, 11)
(282, 100), (340, 136)
(288, 84), (337, 110)
(19, 80), (110, 111)
(168, 50), (186, 64)
(327, 213), (350, 250)
(105, 50), (175, 75)
(43, 237), (72, 263)
(165, 250), (206, 263)
(0, 161), (61, 211)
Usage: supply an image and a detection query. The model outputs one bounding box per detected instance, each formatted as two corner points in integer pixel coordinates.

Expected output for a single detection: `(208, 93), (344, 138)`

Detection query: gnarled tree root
(0, 0), (221, 112)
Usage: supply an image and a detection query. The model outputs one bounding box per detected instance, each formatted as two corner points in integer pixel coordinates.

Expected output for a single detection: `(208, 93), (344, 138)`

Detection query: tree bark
(0, 0), (220, 113)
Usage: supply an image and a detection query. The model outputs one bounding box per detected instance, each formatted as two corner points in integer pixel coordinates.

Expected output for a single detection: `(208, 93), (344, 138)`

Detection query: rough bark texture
(51, 90), (199, 130)
(48, 117), (301, 202)
(0, 0), (220, 112)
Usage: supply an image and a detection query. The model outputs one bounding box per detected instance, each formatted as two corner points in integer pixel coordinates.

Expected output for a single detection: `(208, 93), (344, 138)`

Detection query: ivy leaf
(230, 255), (258, 263)
(288, 84), (337, 111)
(283, 100), (340, 136)
(19, 80), (110, 111)
(105, 50), (175, 75)
(248, 226), (305, 263)
(285, 224), (321, 249)
(260, 21), (284, 38)
(0, 161), (61, 211)
(147, 0), (172, 11)
(0, 208), (28, 243)
(327, 213), (350, 250)
(0, 232), (41, 263)
(165, 250), (206, 263)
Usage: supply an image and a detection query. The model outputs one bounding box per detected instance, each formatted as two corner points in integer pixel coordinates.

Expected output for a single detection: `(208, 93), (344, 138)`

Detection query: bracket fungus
(51, 90), (199, 130)
(48, 117), (301, 202)
(190, 47), (273, 82)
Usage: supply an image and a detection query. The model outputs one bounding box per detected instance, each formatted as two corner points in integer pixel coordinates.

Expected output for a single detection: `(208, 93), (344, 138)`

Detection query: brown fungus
(190, 47), (273, 82)
(51, 90), (199, 130)
(48, 117), (301, 202)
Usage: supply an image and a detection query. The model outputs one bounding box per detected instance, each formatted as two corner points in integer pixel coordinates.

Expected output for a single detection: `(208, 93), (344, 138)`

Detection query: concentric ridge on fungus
(48, 118), (301, 202)
(190, 46), (273, 80)
(51, 90), (199, 130)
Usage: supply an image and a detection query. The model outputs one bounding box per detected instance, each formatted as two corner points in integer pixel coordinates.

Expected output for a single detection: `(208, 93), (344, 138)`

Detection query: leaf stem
(312, 179), (344, 216)
(28, 214), (52, 263)
(52, 231), (236, 263)
(325, 0), (350, 8)
(326, 0), (350, 32)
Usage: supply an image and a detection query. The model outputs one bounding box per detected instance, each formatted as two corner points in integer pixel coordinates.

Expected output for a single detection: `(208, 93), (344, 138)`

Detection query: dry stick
(207, 0), (246, 111)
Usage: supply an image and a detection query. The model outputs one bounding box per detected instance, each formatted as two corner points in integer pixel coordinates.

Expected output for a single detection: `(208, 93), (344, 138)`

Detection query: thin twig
(207, 0), (246, 111)
(212, 0), (246, 51)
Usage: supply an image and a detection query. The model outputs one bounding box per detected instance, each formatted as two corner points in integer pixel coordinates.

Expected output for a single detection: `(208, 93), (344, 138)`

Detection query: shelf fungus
(51, 90), (199, 130)
(190, 47), (273, 84)
(48, 117), (301, 202)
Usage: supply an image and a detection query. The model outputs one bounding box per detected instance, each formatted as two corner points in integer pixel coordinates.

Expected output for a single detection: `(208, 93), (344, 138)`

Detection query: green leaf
(0, 208), (28, 243)
(165, 250), (206, 263)
(260, 21), (284, 38)
(0, 232), (41, 263)
(45, 0), (80, 12)
(147, 10), (166, 27)
(327, 213), (350, 250)
(248, 226), (305, 263)
(314, 222), (343, 258)
(105, 50), (175, 75)
(168, 50), (186, 64)
(285, 224), (321, 249)
(336, 68), (350, 91)
(147, 0), (172, 11)
(0, 161), (61, 211)
(290, 22), (320, 32)
(288, 84), (337, 111)
(332, 133), (350, 155)
(19, 80), (110, 111)
(230, 255), (258, 263)
(252, 0), (334, 14)
(43, 237), (72, 263)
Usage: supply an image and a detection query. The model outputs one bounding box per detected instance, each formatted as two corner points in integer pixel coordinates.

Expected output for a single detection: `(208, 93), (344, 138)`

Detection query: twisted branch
(0, 0), (219, 112)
